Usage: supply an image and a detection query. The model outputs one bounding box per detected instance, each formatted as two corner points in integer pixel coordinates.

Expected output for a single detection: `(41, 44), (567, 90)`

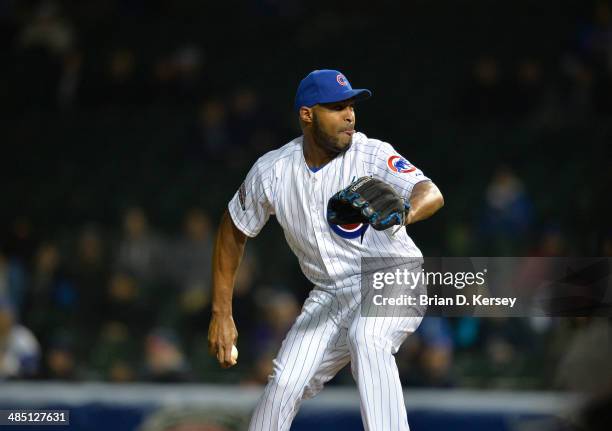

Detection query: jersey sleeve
(228, 159), (274, 238)
(367, 140), (431, 199)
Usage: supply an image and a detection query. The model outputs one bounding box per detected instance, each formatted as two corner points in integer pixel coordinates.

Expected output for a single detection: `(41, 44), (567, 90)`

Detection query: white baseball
(231, 345), (239, 363)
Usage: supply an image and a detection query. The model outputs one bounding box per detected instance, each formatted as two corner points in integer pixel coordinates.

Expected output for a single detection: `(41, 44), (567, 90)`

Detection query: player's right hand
(208, 312), (238, 368)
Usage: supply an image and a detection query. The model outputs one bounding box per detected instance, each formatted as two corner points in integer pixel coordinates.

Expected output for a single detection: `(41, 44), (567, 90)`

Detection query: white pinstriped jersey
(228, 132), (430, 291)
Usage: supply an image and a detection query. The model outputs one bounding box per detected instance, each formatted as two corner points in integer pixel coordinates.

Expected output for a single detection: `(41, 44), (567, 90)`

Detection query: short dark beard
(312, 113), (345, 155)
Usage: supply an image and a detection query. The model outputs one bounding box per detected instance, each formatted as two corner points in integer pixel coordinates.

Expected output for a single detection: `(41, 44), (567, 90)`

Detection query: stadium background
(1, 0), (611, 430)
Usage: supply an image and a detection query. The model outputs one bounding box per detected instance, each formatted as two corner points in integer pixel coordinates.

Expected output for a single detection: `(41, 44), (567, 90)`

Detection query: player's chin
(324, 135), (351, 154)
(336, 134), (353, 149)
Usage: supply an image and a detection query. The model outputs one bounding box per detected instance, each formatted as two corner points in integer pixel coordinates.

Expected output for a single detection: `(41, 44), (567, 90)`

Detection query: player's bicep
(369, 144), (430, 198)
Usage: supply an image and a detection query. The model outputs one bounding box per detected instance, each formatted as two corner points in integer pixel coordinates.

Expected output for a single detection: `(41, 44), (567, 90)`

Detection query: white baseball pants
(248, 286), (424, 431)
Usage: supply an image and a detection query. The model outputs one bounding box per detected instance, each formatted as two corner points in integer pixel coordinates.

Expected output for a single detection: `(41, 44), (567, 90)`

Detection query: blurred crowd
(1, 195), (610, 393)
(1, 207), (213, 382)
(2, 1), (612, 122)
(1, 0), (611, 393)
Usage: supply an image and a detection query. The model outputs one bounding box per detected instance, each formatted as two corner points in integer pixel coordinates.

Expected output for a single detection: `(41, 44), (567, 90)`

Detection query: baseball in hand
(231, 345), (239, 363)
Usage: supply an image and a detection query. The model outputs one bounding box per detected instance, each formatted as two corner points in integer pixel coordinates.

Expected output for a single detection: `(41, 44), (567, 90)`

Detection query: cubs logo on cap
(294, 69), (372, 112)
(387, 155), (416, 174)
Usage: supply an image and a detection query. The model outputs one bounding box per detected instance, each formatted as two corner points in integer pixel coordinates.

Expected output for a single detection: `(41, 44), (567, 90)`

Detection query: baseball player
(208, 69), (444, 430)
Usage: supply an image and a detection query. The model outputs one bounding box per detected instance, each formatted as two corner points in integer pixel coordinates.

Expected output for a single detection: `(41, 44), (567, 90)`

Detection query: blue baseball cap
(294, 69), (372, 112)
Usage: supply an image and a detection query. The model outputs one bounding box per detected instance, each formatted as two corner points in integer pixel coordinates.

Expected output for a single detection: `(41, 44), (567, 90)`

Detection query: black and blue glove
(327, 176), (409, 231)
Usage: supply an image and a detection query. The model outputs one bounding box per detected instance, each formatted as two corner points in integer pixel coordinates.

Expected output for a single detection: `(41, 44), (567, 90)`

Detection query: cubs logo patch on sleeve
(387, 155), (416, 173)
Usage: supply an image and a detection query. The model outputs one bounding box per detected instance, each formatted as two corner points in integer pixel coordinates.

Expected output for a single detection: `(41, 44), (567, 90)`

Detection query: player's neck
(302, 134), (338, 169)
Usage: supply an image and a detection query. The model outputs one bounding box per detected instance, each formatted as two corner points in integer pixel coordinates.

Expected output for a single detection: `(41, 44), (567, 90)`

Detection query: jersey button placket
(310, 177), (322, 232)
(310, 175), (318, 211)
(311, 178), (333, 276)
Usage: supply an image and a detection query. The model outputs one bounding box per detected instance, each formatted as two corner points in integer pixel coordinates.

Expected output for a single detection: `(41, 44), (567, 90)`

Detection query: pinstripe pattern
(229, 133), (429, 430)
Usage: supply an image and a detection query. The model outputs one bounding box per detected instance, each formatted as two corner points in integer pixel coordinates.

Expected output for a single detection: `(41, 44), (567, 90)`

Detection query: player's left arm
(365, 139), (443, 226)
(405, 180), (444, 225)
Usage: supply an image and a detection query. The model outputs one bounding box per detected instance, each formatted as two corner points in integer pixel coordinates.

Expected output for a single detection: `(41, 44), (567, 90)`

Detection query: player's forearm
(406, 180), (444, 224)
(211, 210), (247, 316)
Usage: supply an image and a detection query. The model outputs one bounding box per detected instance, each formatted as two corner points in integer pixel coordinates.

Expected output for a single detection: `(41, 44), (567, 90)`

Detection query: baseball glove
(327, 176), (409, 231)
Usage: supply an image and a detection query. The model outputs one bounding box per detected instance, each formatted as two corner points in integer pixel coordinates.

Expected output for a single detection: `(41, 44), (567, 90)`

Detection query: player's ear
(299, 106), (313, 124)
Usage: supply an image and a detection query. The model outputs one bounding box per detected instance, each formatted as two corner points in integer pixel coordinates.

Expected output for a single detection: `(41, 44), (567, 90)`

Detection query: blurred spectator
(171, 44), (206, 104)
(508, 59), (548, 120)
(57, 50), (83, 110)
(406, 317), (455, 387)
(153, 44), (206, 105)
(603, 234), (612, 256)
(446, 222), (475, 256)
(555, 317), (612, 395)
(226, 88), (269, 168)
(161, 209), (213, 342)
(247, 128), (278, 157)
(22, 242), (77, 345)
(0, 300), (40, 380)
(250, 289), (299, 380)
(578, 2), (612, 69)
(187, 99), (231, 162)
(169, 208), (212, 297)
(419, 344), (454, 387)
(460, 56), (508, 119)
(452, 317), (540, 389)
(480, 166), (533, 254)
(143, 327), (191, 382)
(0, 250), (27, 313)
(510, 227), (569, 319)
(43, 330), (80, 380)
(2, 217), (39, 265)
(89, 321), (139, 382)
(16, 1), (74, 110)
(559, 54), (594, 119)
(103, 272), (151, 337)
(532, 225), (567, 257)
(115, 206), (163, 283)
(70, 225), (110, 334)
(228, 88), (262, 144)
(480, 318), (536, 388)
(578, 2), (612, 114)
(18, 2), (73, 54)
(100, 48), (148, 107)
